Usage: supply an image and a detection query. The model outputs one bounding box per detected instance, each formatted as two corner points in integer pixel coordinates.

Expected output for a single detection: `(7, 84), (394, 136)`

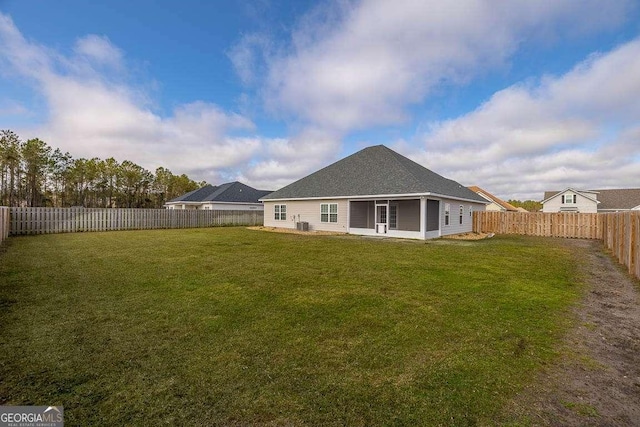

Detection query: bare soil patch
(442, 231), (493, 240)
(508, 239), (640, 426)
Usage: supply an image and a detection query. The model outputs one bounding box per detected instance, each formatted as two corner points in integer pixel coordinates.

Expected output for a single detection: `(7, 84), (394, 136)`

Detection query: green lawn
(0, 228), (583, 425)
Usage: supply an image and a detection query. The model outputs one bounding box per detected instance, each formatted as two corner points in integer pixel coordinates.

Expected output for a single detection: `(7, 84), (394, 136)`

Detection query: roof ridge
(379, 145), (430, 187)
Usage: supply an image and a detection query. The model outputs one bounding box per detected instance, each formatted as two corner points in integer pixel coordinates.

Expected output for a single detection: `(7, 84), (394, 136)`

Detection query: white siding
(265, 197), (484, 239)
(165, 202), (263, 210)
(440, 198), (486, 236)
(542, 191), (598, 213)
(485, 201), (505, 212)
(201, 203), (263, 211)
(263, 200), (349, 232)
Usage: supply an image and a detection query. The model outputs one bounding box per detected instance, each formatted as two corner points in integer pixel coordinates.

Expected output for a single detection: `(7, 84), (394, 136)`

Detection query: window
(274, 204), (286, 221)
(459, 205), (464, 225)
(389, 204), (397, 229)
(321, 203), (338, 223)
(444, 203), (450, 226)
(562, 194), (576, 204)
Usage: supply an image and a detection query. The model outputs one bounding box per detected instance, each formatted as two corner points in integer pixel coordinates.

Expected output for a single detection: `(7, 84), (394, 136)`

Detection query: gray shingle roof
(543, 188), (640, 210)
(168, 181), (272, 203)
(261, 145), (485, 202)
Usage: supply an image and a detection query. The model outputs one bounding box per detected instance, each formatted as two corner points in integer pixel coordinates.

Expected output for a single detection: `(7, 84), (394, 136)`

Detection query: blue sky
(1, 0), (640, 199)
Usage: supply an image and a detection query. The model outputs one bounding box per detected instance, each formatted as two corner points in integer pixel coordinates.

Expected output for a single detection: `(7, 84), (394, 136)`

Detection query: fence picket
(7, 207), (264, 237)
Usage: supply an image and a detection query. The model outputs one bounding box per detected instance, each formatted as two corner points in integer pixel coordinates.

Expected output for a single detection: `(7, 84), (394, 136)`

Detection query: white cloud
(231, 0), (634, 192)
(410, 38), (640, 200)
(74, 34), (124, 69)
(0, 12), (267, 184)
(238, 127), (343, 190)
(259, 0), (632, 132)
(2, 0), (638, 194)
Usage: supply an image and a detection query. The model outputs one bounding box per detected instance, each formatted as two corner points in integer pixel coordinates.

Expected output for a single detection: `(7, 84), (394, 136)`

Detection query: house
(165, 181), (272, 211)
(468, 186), (520, 212)
(260, 145), (487, 239)
(541, 188), (640, 213)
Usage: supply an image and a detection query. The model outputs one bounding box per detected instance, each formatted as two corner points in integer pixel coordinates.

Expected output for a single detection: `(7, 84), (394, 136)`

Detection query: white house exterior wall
(263, 199), (349, 232)
(265, 197), (484, 238)
(440, 198), (486, 236)
(201, 203), (263, 211)
(166, 202), (263, 210)
(542, 191), (598, 213)
(484, 201), (505, 212)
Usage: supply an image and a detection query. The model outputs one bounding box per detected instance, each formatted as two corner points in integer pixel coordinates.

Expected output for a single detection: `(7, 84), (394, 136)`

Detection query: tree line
(0, 130), (203, 208)
(508, 199), (542, 212)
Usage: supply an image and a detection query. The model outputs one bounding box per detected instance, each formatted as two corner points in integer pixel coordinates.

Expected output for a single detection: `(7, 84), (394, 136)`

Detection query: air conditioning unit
(296, 221), (309, 231)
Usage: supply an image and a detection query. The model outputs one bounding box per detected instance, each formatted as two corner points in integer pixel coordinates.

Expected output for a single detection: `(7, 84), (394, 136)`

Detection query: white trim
(444, 203), (450, 226)
(349, 227), (422, 240)
(164, 201), (203, 206)
(261, 192), (487, 205)
(419, 197), (426, 239)
(541, 188), (600, 205)
(164, 201), (264, 206)
(274, 204), (287, 221)
(320, 202), (339, 223)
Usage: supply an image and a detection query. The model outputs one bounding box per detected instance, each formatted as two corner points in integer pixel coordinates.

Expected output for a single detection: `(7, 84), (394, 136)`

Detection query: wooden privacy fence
(473, 211), (603, 239)
(9, 207), (264, 235)
(0, 207), (9, 245)
(474, 211), (640, 281)
(601, 212), (640, 280)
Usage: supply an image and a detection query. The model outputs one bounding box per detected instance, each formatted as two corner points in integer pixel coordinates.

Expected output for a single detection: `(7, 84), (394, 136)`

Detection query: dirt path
(509, 239), (640, 426)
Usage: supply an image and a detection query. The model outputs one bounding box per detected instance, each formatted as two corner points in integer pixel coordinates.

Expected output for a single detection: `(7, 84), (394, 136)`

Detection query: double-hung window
(274, 204), (286, 221)
(444, 203), (450, 226)
(562, 194), (576, 204)
(321, 203), (338, 223)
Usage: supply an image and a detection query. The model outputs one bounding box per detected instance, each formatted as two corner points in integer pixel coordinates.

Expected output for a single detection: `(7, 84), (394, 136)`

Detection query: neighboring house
(541, 188), (640, 213)
(260, 145), (487, 240)
(165, 181), (272, 211)
(468, 186), (520, 212)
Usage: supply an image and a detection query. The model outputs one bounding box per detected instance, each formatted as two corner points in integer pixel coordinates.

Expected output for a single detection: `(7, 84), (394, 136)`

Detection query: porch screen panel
(349, 201), (375, 228)
(426, 200), (439, 231)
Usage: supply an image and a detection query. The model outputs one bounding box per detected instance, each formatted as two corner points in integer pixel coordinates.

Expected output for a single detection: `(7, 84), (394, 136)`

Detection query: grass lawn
(0, 228), (584, 425)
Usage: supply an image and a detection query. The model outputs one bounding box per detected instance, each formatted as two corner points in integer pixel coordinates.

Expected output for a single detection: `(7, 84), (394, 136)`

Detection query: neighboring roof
(591, 188), (640, 210)
(468, 186), (519, 211)
(541, 188), (599, 204)
(167, 181), (272, 204)
(261, 145), (486, 203)
(542, 188), (640, 210)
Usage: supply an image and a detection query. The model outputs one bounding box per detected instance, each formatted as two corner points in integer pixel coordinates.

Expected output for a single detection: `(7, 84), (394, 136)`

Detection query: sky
(1, 0), (639, 200)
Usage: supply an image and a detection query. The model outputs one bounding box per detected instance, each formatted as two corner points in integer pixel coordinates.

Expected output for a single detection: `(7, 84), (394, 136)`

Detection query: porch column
(420, 197), (426, 239)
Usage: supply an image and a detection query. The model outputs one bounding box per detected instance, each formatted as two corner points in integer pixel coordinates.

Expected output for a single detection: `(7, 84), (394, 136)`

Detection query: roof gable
(541, 188), (599, 204)
(468, 186), (518, 211)
(542, 188), (640, 210)
(262, 145), (485, 202)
